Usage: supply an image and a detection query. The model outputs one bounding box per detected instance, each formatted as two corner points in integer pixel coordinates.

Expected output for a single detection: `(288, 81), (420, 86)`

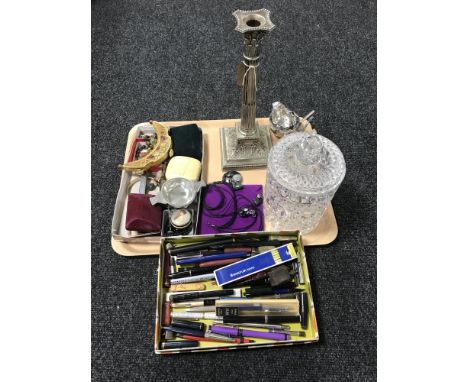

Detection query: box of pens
(155, 231), (319, 354)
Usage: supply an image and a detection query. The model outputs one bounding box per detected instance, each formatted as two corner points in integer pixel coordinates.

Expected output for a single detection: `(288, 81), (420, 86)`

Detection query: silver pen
(212, 321), (290, 330)
(169, 256), (176, 275)
(170, 312), (218, 320)
(169, 273), (215, 285)
(171, 300), (217, 308)
(204, 331), (238, 343)
(186, 306), (216, 312)
(269, 329), (306, 337)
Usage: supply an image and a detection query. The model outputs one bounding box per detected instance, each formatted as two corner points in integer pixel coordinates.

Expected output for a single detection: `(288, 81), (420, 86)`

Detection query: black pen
(222, 239), (293, 249)
(167, 238), (235, 256)
(170, 288), (241, 303)
(170, 319), (205, 332)
(168, 266), (219, 279)
(171, 300), (217, 308)
(175, 247), (253, 259)
(244, 286), (302, 297)
(167, 238), (293, 256)
(219, 315), (301, 324)
(299, 292), (309, 329)
(161, 340), (199, 350)
(162, 325), (205, 338)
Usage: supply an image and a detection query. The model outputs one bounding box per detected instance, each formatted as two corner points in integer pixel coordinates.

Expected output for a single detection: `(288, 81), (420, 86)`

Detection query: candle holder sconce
(220, 9), (275, 170)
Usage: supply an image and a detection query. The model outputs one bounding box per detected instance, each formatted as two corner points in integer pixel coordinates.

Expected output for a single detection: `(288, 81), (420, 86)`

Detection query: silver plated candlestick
(220, 9), (275, 170)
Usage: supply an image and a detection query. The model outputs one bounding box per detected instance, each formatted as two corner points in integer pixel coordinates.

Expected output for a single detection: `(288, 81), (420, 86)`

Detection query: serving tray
(111, 118), (338, 256)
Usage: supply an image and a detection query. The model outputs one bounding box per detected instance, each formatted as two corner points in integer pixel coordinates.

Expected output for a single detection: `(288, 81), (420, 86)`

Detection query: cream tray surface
(111, 118), (338, 256)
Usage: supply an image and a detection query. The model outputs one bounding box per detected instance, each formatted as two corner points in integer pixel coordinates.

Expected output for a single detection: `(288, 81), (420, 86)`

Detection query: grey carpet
(92, 0), (376, 380)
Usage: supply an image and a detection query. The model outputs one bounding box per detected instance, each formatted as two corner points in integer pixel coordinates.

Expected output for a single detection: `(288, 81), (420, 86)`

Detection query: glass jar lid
(267, 131), (346, 197)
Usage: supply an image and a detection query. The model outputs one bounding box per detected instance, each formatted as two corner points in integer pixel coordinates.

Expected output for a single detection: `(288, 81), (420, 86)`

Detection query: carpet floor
(92, 0), (376, 380)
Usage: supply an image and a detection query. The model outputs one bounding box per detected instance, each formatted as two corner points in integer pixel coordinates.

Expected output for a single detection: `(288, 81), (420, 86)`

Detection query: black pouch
(169, 124), (203, 161)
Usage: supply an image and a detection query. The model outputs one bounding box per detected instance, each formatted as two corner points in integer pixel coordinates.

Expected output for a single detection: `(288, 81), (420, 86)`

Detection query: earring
(239, 207), (257, 218)
(253, 193), (263, 206)
(222, 170), (243, 190)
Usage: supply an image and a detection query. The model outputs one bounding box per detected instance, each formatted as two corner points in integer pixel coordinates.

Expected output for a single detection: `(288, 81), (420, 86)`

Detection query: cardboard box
(154, 231), (319, 354)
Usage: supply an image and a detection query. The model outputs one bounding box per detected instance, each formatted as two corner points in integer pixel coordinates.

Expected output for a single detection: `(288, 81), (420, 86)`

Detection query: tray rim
(111, 118), (339, 256)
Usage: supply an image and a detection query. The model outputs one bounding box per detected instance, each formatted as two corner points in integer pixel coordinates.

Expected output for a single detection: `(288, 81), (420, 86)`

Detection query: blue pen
(176, 252), (248, 265)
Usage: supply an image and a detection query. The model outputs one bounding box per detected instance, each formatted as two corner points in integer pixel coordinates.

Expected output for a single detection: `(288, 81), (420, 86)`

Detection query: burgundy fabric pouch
(125, 193), (162, 233)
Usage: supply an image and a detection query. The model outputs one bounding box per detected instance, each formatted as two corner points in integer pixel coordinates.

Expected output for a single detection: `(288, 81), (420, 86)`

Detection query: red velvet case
(125, 193), (162, 233)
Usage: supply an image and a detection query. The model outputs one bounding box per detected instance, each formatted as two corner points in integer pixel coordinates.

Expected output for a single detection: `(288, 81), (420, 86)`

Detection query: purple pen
(209, 325), (290, 341)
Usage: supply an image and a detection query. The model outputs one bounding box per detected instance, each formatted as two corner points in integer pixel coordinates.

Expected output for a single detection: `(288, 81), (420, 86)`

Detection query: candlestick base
(220, 122), (273, 170)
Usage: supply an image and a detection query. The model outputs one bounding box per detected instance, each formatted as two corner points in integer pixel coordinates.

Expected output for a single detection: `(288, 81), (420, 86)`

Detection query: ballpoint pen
(161, 340), (199, 350)
(269, 329), (306, 337)
(169, 273), (215, 285)
(167, 238), (291, 256)
(176, 252), (248, 265)
(199, 258), (243, 267)
(204, 331), (255, 343)
(170, 311), (219, 320)
(167, 238), (235, 256)
(170, 288), (241, 303)
(169, 283), (206, 292)
(171, 299), (217, 308)
(209, 325), (290, 341)
(211, 321), (290, 330)
(244, 286), (302, 297)
(299, 292), (308, 329)
(186, 306), (216, 312)
(169, 266), (219, 279)
(252, 293), (299, 299)
(178, 334), (254, 344)
(215, 315), (301, 324)
(176, 247), (252, 258)
(170, 319), (205, 332)
(162, 325), (205, 337)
